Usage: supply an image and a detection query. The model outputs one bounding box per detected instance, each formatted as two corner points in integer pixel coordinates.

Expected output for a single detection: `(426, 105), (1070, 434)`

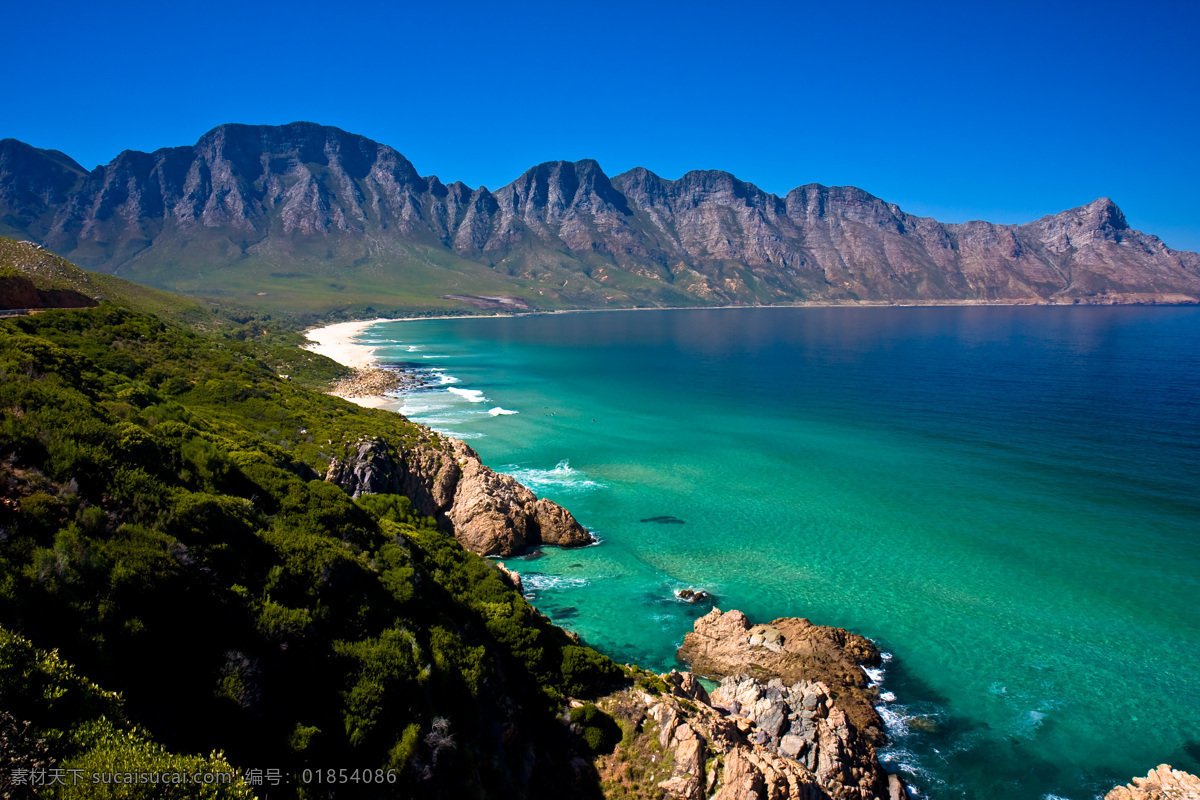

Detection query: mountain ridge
(2, 122), (1197, 313)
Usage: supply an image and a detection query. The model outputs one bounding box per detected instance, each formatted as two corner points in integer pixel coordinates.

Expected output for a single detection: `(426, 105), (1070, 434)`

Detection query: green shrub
(569, 703), (621, 755)
(561, 645), (623, 698)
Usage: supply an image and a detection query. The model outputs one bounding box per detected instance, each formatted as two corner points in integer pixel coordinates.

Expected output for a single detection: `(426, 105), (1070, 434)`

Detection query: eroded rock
(678, 608), (885, 744)
(325, 435), (593, 556)
(495, 562), (524, 595)
(596, 662), (902, 800)
(1106, 765), (1200, 800)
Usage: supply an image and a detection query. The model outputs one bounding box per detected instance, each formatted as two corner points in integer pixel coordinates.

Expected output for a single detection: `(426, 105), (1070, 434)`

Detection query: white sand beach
(303, 318), (393, 369)
(304, 319), (406, 408)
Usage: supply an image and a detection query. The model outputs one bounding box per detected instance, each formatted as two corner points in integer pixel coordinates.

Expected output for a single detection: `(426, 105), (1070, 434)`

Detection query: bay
(364, 305), (1200, 800)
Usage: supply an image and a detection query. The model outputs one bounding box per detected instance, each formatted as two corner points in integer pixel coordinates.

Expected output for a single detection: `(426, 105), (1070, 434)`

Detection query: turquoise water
(363, 306), (1200, 800)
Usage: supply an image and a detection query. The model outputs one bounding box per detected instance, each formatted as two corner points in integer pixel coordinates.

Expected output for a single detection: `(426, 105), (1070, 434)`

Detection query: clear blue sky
(4, 0), (1198, 250)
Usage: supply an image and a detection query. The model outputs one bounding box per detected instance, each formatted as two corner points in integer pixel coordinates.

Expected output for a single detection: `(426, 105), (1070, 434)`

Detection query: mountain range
(2, 122), (1197, 313)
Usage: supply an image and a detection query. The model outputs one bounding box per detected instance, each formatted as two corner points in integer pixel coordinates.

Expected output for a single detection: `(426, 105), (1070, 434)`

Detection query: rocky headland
(679, 608), (886, 745)
(325, 435), (593, 557)
(307, 318), (593, 558)
(328, 365), (431, 399)
(594, 606), (906, 800)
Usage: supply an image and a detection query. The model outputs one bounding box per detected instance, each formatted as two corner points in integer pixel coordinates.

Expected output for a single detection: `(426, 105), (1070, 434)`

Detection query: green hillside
(0, 237), (211, 322)
(93, 231), (691, 318)
(0, 306), (624, 798)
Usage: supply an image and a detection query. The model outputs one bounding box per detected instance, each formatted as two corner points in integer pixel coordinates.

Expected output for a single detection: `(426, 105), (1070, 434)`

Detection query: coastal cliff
(595, 608), (905, 800)
(324, 435), (594, 557)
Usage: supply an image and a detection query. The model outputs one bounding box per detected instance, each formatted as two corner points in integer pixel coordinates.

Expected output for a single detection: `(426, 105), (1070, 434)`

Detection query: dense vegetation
(0, 306), (623, 798)
(1, 627), (253, 798)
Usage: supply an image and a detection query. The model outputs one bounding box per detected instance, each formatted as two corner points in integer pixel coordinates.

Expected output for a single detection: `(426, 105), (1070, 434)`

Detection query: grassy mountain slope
(0, 306), (624, 798)
(0, 237), (209, 321)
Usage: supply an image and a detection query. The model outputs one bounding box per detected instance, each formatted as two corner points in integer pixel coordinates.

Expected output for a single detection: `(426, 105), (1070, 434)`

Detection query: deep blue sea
(362, 306), (1200, 800)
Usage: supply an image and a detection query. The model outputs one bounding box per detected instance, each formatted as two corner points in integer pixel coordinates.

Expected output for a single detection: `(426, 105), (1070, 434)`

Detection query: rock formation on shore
(325, 435), (593, 557)
(679, 608), (886, 745)
(595, 606), (906, 800)
(600, 672), (903, 800)
(327, 366), (428, 399)
(1107, 765), (1200, 800)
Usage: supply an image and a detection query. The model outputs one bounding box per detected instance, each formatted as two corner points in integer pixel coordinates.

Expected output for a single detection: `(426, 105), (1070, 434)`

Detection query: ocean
(359, 305), (1200, 800)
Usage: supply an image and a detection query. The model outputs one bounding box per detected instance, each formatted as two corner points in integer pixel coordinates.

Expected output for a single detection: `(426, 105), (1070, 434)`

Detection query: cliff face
(2, 123), (1197, 307)
(324, 435), (594, 557)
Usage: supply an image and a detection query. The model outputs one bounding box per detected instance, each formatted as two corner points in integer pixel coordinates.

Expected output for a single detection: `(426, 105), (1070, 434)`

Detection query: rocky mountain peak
(0, 139), (87, 177)
(0, 123), (1196, 306)
(190, 121), (419, 185)
(0, 140), (88, 238)
(1083, 196), (1129, 231)
(498, 158), (630, 219)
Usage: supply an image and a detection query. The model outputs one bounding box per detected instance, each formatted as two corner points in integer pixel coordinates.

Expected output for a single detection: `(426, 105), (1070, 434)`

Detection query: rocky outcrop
(679, 609), (885, 745)
(327, 366), (429, 399)
(2, 124), (1197, 308)
(495, 562), (525, 595)
(324, 435), (593, 557)
(1107, 765), (1200, 800)
(597, 668), (904, 800)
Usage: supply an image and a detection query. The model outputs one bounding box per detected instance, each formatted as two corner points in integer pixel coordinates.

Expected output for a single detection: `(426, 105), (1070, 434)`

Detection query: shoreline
(308, 293), (1199, 332)
(303, 306), (1195, 798)
(302, 317), (393, 369)
(303, 318), (406, 408)
(303, 298), (1195, 407)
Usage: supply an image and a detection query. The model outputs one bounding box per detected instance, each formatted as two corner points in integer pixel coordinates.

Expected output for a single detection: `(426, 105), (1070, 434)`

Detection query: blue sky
(4, 0), (1198, 249)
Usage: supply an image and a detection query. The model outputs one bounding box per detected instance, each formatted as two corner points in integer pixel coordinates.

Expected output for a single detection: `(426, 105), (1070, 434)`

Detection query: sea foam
(448, 388), (487, 403)
(503, 460), (605, 493)
(488, 407), (519, 416)
(862, 665), (885, 686)
(876, 705), (910, 737)
(521, 574), (589, 591)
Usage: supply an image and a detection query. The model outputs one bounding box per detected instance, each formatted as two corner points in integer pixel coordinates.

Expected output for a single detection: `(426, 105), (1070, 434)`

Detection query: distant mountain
(2, 122), (1197, 312)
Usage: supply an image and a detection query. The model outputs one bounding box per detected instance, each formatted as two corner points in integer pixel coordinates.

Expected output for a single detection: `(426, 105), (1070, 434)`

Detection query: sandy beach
(303, 318), (393, 370)
(304, 318), (402, 408)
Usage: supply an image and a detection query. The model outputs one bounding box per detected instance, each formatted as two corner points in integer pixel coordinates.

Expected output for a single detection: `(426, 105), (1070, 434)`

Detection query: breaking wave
(448, 387), (487, 403)
(503, 460), (605, 493)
